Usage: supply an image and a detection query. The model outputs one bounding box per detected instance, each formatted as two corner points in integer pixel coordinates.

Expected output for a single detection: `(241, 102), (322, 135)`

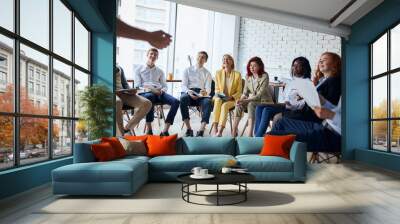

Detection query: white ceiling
(168, 0), (384, 38)
(225, 0), (352, 24)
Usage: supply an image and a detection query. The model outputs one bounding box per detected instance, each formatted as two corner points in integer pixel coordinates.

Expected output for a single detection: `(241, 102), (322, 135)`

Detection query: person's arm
(134, 66), (143, 90)
(204, 71), (212, 95)
(159, 69), (168, 92)
(116, 17), (172, 49)
(181, 68), (189, 93)
(231, 72), (243, 101)
(214, 71), (222, 95)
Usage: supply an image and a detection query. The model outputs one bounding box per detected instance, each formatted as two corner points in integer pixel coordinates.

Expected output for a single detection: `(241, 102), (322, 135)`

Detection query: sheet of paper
(290, 78), (321, 108)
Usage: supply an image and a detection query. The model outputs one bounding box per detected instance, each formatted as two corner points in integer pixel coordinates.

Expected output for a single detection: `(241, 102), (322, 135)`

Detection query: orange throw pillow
(91, 142), (117, 162)
(124, 135), (149, 149)
(101, 137), (126, 158)
(260, 134), (296, 159)
(124, 135), (148, 141)
(146, 134), (177, 157)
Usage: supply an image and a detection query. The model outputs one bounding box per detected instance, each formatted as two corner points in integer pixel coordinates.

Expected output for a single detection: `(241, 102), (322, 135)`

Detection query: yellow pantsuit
(212, 69), (242, 126)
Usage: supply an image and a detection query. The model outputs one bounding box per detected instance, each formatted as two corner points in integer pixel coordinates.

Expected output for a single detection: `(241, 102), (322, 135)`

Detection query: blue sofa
(52, 137), (306, 196)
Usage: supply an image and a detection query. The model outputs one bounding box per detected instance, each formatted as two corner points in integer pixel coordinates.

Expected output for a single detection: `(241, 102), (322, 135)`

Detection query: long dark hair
(291, 56), (311, 79)
(246, 56), (266, 77)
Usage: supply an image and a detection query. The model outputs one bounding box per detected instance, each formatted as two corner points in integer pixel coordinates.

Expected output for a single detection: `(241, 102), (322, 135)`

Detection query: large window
(0, 0), (91, 170)
(370, 23), (400, 153)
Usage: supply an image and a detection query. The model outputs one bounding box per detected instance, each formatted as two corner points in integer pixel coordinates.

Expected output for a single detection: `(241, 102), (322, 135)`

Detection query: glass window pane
(372, 33), (387, 76)
(75, 120), (88, 143)
(20, 0), (49, 49)
(74, 69), (89, 118)
(0, 0), (14, 31)
(372, 77), (387, 119)
(53, 119), (72, 158)
(391, 72), (400, 118)
(53, 0), (72, 60)
(0, 116), (14, 170)
(372, 121), (388, 151)
(53, 59), (72, 117)
(20, 117), (49, 165)
(391, 120), (400, 153)
(0, 35), (14, 112)
(75, 18), (89, 70)
(391, 24), (400, 70)
(20, 44), (49, 115)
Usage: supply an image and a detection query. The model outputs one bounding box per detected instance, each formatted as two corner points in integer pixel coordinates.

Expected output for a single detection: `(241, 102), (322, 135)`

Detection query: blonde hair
(222, 54), (235, 70)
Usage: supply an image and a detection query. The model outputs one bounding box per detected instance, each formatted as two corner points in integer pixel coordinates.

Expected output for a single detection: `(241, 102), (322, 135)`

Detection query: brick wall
(237, 18), (341, 79)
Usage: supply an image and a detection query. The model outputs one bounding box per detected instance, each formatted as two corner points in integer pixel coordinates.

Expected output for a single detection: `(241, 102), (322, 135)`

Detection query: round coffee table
(177, 173), (255, 206)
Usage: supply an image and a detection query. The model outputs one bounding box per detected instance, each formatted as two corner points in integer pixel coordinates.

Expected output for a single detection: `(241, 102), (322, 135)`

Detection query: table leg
(195, 184), (198, 192)
(217, 184), (219, 206)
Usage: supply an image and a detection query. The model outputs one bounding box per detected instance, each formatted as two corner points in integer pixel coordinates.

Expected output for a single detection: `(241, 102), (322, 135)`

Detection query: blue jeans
(270, 117), (341, 152)
(180, 93), (212, 124)
(254, 105), (284, 137)
(139, 92), (180, 125)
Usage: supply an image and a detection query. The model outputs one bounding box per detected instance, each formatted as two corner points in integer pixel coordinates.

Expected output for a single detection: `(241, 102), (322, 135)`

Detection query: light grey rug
(38, 183), (362, 214)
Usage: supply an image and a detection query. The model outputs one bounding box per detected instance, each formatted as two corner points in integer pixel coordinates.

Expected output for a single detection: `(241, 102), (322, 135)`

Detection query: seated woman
(270, 97), (341, 155)
(254, 56), (311, 137)
(232, 57), (273, 137)
(212, 54), (242, 137)
(285, 52), (341, 123)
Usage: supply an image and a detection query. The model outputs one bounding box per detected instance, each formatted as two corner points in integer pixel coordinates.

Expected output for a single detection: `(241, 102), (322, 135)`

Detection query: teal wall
(343, 0), (400, 171)
(0, 0), (116, 200)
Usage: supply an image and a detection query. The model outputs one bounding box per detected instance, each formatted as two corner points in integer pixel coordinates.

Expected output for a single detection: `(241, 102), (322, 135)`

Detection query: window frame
(370, 20), (400, 154)
(0, 0), (92, 171)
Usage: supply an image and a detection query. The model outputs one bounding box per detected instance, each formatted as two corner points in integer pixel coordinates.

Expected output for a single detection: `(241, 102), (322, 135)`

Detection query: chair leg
(240, 119), (248, 137)
(209, 122), (215, 135)
(229, 111), (233, 133)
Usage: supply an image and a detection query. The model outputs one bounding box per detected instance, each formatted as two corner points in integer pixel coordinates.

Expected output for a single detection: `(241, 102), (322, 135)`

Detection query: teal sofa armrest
(289, 141), (307, 182)
(73, 140), (100, 163)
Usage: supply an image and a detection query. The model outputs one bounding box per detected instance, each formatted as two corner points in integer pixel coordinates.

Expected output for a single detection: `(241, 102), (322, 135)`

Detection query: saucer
(190, 174), (215, 179)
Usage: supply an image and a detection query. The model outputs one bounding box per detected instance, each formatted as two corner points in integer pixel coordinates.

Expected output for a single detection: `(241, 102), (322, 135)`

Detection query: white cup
(200, 169), (208, 176)
(221, 167), (232, 174)
(191, 167), (202, 176)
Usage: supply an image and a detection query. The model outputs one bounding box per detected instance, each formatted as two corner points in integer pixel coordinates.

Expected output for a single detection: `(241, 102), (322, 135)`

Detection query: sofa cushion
(148, 154), (235, 172)
(260, 134), (296, 159)
(101, 137), (127, 158)
(236, 137), (264, 155)
(147, 134), (178, 157)
(236, 155), (293, 172)
(91, 142), (118, 162)
(74, 140), (100, 163)
(53, 158), (147, 183)
(178, 137), (236, 155)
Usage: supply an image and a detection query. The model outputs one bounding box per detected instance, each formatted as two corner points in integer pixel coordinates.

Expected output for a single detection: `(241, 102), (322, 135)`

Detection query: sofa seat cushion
(149, 154), (235, 172)
(53, 159), (147, 183)
(236, 155), (293, 172)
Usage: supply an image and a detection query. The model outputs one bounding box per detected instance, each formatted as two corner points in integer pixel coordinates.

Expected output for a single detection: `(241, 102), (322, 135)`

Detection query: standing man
(180, 51), (213, 137)
(134, 48), (180, 136)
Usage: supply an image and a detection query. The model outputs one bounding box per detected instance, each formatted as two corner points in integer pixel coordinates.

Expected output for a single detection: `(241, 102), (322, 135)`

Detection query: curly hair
(246, 56), (266, 77)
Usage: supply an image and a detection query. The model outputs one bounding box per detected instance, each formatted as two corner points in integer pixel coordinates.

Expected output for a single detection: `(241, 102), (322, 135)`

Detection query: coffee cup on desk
(221, 167), (232, 174)
(199, 169), (208, 176)
(191, 167), (202, 176)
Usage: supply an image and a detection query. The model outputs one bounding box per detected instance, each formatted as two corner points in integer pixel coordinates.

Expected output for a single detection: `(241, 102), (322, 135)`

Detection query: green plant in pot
(79, 84), (113, 140)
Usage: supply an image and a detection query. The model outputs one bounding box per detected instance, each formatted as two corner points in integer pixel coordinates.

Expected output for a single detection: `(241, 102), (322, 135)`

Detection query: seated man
(180, 51), (213, 137)
(115, 65), (151, 136)
(134, 48), (180, 136)
(270, 97), (341, 153)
